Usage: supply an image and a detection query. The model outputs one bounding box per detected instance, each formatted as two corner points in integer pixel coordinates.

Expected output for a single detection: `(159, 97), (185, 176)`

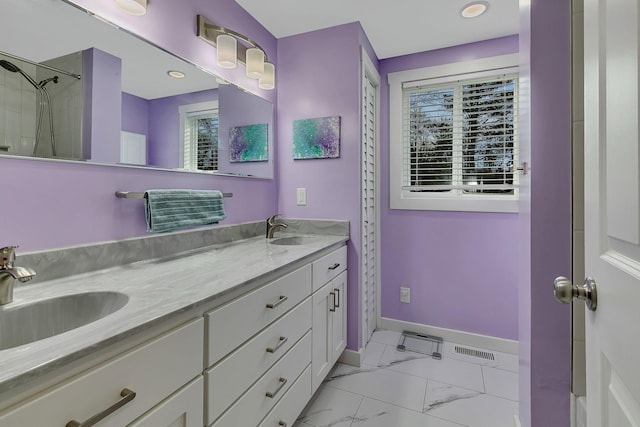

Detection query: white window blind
(402, 74), (518, 194)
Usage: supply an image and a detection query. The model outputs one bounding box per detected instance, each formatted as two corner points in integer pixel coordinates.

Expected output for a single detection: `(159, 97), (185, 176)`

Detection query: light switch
(297, 188), (307, 206)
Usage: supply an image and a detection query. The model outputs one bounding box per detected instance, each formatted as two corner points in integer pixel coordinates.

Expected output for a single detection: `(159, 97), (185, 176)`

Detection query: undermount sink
(0, 291), (129, 351)
(269, 236), (318, 246)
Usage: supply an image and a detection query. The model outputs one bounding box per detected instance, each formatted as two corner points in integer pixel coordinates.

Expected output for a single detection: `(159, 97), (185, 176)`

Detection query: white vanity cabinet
(0, 318), (204, 427)
(311, 246), (348, 392)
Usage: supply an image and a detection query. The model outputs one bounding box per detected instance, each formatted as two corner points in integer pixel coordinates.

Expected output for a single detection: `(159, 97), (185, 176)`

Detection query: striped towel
(144, 189), (226, 233)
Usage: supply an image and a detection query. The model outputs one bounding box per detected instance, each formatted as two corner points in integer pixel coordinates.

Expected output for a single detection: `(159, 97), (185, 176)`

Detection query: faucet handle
(0, 246), (18, 268)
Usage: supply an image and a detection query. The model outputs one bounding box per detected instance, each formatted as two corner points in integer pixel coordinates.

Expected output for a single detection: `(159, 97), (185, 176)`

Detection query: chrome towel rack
(115, 191), (233, 199)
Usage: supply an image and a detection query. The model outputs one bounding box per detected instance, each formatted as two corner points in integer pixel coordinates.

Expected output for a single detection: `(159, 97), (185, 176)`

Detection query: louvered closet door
(362, 74), (377, 346)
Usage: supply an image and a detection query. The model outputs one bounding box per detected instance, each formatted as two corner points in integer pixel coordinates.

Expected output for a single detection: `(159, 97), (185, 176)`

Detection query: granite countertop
(0, 233), (348, 394)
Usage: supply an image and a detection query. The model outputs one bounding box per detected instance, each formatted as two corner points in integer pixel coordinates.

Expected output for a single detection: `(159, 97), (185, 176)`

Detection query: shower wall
(0, 60), (37, 156)
(0, 52), (83, 159)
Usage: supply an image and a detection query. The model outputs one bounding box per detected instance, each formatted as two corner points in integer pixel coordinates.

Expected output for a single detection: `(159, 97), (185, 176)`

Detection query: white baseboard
(338, 348), (363, 367)
(514, 415), (522, 427)
(379, 317), (519, 355)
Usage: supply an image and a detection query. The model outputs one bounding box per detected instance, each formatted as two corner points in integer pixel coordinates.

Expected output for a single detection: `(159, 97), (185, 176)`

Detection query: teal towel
(144, 189), (226, 233)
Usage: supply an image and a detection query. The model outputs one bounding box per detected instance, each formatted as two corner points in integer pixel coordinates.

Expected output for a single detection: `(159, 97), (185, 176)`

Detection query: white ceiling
(234, 0), (520, 59)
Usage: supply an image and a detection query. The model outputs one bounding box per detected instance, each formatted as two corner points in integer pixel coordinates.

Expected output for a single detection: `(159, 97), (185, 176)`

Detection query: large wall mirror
(0, 0), (274, 179)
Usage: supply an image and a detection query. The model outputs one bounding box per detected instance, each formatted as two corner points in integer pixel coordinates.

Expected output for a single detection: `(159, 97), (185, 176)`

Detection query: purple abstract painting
(292, 116), (341, 159)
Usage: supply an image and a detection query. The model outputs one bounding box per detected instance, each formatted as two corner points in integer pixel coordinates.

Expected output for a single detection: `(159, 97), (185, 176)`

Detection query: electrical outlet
(297, 188), (307, 206)
(400, 287), (410, 303)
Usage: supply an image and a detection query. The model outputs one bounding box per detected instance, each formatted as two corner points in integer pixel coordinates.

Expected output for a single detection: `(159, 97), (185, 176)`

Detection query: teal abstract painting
(229, 123), (268, 162)
(293, 116), (341, 159)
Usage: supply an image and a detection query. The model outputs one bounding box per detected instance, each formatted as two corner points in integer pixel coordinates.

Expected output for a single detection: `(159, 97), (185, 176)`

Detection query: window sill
(391, 191), (519, 213)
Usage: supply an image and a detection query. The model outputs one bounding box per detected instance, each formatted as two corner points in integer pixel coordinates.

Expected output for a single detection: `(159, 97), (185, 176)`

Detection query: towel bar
(115, 191), (233, 199)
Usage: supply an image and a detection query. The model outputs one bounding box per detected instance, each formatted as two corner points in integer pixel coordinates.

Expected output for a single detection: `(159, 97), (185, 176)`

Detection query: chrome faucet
(0, 246), (36, 305)
(266, 214), (288, 238)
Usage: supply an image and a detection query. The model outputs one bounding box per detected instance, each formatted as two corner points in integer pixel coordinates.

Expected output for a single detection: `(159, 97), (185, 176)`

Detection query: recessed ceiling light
(461, 2), (489, 18)
(167, 70), (185, 79)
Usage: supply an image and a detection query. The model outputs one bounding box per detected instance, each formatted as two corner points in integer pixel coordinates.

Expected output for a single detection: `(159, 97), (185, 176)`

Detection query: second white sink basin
(0, 291), (129, 351)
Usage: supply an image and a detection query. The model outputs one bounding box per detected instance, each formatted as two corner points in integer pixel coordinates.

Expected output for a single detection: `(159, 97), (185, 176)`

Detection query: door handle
(553, 276), (597, 311)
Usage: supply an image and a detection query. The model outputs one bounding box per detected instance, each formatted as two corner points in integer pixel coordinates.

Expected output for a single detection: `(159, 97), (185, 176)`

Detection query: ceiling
(233, 0), (520, 59)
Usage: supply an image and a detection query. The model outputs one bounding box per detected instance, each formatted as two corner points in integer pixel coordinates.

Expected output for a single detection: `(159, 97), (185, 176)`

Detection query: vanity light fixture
(115, 0), (147, 16)
(167, 70), (185, 79)
(259, 62), (275, 90)
(460, 1), (489, 18)
(196, 14), (275, 89)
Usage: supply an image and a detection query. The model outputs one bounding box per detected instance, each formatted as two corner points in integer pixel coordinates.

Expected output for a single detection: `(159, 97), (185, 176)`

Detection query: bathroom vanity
(0, 220), (348, 427)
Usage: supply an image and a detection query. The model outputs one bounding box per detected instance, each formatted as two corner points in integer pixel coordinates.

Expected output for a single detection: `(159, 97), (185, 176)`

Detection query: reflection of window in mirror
(179, 101), (219, 172)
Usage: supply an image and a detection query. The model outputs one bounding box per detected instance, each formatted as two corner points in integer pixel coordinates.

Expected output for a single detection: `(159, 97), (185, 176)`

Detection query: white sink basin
(269, 236), (318, 246)
(0, 291), (129, 350)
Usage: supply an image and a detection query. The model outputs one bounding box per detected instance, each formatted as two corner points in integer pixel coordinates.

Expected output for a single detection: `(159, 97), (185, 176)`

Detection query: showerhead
(39, 76), (59, 88)
(0, 59), (20, 73)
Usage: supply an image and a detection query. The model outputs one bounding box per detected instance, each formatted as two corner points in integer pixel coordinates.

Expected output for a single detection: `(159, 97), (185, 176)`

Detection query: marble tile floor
(295, 330), (519, 427)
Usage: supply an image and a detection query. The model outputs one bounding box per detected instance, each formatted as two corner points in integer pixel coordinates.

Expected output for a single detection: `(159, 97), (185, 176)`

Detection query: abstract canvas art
(292, 116), (341, 159)
(229, 123), (268, 162)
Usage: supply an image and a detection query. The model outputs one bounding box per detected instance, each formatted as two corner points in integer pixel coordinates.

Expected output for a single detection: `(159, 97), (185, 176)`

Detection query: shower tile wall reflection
(295, 330), (519, 427)
(0, 59), (37, 157)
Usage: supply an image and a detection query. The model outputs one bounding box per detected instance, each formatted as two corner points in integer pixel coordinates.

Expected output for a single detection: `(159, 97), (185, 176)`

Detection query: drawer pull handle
(66, 388), (136, 427)
(330, 291), (336, 312)
(334, 288), (340, 308)
(328, 263), (341, 270)
(266, 295), (288, 309)
(266, 377), (288, 398)
(266, 336), (288, 353)
(279, 422), (288, 426)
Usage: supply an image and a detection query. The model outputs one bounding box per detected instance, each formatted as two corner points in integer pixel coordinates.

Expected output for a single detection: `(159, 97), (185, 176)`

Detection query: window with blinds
(180, 101), (219, 172)
(402, 74), (518, 195)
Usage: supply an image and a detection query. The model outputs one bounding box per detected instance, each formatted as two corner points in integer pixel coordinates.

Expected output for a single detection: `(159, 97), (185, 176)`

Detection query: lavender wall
(277, 22), (364, 350)
(122, 92), (149, 136)
(148, 89), (218, 168)
(378, 36), (520, 340)
(520, 0), (573, 425)
(0, 0), (279, 253)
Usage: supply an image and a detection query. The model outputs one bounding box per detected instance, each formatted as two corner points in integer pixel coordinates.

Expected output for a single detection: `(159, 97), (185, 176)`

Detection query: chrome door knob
(554, 276), (597, 311)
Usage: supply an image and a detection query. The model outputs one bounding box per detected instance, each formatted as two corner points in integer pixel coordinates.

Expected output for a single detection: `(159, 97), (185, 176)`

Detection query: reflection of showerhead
(0, 59), (40, 90)
(0, 60), (20, 73)
(39, 76), (59, 88)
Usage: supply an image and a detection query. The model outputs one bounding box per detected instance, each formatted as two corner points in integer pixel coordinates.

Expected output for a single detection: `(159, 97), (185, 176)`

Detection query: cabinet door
(311, 282), (333, 392)
(128, 377), (203, 427)
(330, 270), (347, 364)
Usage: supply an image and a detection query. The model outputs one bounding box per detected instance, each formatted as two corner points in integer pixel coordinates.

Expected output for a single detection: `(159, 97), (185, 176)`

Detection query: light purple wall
(520, 0), (572, 426)
(378, 36), (520, 340)
(122, 92), (149, 136)
(82, 48), (122, 163)
(277, 22), (364, 350)
(218, 84), (274, 177)
(0, 0), (279, 253)
(148, 89), (218, 168)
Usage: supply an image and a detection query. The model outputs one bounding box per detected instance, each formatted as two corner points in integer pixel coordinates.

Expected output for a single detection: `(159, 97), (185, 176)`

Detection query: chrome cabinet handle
(66, 388), (136, 427)
(329, 291), (336, 312)
(279, 422), (288, 426)
(265, 377), (287, 398)
(328, 263), (340, 270)
(334, 288), (340, 308)
(266, 295), (288, 309)
(266, 336), (288, 353)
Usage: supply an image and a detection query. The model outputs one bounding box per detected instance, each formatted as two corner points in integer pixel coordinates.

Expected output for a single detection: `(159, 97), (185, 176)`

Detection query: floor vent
(454, 345), (496, 361)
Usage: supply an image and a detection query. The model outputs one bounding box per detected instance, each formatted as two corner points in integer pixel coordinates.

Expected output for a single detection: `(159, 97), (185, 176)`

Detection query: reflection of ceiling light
(167, 70), (185, 79)
(461, 2), (489, 18)
(115, 0), (147, 15)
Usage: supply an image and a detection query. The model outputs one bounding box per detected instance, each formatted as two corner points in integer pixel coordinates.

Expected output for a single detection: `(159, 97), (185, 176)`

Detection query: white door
(583, 0), (640, 423)
(361, 47), (380, 348)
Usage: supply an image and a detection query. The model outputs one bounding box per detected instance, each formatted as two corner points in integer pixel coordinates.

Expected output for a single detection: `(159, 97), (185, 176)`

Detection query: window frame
(178, 100), (219, 172)
(389, 54), (520, 213)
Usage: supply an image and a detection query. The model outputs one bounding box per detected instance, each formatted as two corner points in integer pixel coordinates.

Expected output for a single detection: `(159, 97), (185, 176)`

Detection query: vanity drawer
(0, 318), (203, 427)
(206, 264), (312, 367)
(205, 297), (311, 424)
(257, 365), (312, 427)
(312, 245), (347, 292)
(210, 331), (311, 427)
